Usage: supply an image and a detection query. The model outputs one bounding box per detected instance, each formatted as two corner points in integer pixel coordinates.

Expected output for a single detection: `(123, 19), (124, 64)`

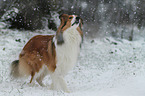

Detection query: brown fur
(20, 35), (56, 81)
(11, 35), (57, 83)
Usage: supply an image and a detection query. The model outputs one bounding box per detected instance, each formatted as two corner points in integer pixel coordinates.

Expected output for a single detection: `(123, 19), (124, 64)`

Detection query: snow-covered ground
(0, 24), (145, 96)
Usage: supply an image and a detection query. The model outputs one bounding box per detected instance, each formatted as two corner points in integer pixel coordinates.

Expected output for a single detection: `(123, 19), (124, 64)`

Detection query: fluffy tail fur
(10, 60), (20, 78)
(11, 59), (31, 79)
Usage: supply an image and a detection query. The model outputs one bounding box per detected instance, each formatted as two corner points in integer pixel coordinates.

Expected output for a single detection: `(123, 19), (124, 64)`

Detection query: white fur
(71, 15), (76, 25)
(51, 25), (82, 92)
(56, 26), (81, 75)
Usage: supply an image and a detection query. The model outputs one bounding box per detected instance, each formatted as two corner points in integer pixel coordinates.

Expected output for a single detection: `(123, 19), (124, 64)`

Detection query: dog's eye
(69, 17), (73, 19)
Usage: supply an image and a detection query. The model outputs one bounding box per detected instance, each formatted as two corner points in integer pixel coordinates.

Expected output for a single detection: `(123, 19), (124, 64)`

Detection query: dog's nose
(76, 17), (80, 21)
(75, 17), (80, 24)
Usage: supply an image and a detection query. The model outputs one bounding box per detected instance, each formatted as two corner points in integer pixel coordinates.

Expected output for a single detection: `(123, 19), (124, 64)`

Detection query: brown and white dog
(11, 14), (83, 92)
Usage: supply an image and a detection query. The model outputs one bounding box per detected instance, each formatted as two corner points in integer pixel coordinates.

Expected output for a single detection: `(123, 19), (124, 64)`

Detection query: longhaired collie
(10, 14), (83, 92)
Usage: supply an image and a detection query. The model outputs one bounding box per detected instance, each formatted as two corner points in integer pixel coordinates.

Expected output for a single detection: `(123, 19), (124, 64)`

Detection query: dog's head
(56, 14), (83, 45)
(58, 14), (83, 31)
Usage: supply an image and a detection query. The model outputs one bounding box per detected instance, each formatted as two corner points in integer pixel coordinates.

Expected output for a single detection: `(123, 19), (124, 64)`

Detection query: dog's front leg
(50, 73), (70, 92)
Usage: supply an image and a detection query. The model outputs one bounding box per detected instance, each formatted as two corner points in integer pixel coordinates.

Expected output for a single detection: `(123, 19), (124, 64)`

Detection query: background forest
(0, 0), (145, 40)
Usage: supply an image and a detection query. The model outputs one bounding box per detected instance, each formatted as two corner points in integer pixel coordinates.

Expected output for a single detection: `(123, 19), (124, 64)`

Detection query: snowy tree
(0, 0), (63, 30)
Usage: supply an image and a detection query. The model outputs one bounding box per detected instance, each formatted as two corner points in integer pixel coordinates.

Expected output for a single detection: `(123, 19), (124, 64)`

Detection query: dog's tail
(10, 60), (31, 79)
(10, 60), (20, 78)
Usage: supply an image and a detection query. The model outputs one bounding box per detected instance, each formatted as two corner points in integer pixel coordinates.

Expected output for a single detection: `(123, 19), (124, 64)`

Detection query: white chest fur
(55, 27), (82, 76)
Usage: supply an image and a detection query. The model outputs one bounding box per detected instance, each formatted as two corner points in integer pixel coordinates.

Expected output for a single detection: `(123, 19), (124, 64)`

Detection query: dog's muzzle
(72, 17), (80, 26)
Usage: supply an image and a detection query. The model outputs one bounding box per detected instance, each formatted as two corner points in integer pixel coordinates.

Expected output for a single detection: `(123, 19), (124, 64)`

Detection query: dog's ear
(57, 14), (68, 33)
(59, 14), (68, 18)
(59, 14), (68, 22)
(80, 17), (83, 25)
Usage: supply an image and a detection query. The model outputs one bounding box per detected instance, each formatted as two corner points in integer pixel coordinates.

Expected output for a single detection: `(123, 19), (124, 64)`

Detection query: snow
(81, 2), (87, 9)
(0, 26), (145, 96)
